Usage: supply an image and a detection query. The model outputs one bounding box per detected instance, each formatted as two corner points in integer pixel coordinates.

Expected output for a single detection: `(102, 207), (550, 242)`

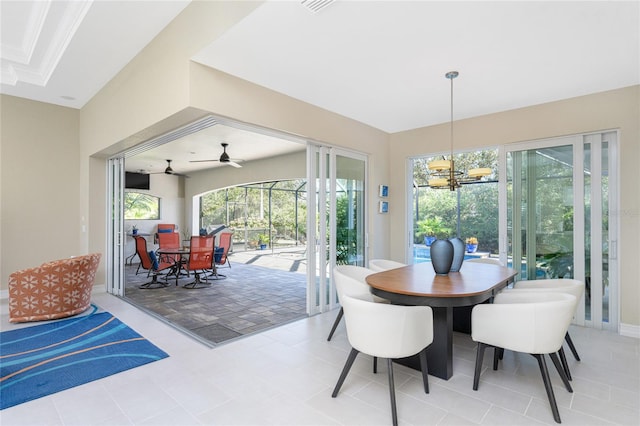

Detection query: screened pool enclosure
(199, 178), (363, 265)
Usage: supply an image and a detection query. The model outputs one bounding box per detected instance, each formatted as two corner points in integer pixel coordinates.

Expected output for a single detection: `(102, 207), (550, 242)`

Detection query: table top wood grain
(366, 261), (518, 299)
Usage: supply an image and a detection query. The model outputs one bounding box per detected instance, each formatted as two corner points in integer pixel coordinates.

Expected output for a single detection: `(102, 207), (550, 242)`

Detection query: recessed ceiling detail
(0, 0), (190, 108)
(1, 0), (92, 87)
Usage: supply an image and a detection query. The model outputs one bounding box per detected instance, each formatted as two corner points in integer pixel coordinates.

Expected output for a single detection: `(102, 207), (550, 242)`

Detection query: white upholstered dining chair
(368, 258), (407, 272)
(332, 294), (433, 426)
(327, 265), (388, 341)
(472, 292), (576, 423)
(466, 257), (504, 266)
(502, 278), (585, 379)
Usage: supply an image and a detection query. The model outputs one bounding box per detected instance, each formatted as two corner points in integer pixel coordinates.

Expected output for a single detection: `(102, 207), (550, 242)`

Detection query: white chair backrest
(514, 278), (584, 298)
(512, 279), (584, 311)
(466, 257), (504, 266)
(333, 265), (377, 302)
(341, 294), (433, 359)
(473, 292), (576, 354)
(368, 259), (407, 272)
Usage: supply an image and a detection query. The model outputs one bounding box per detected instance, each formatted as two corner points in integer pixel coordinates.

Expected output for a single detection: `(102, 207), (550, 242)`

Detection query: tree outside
(124, 192), (160, 220)
(200, 180), (307, 250)
(413, 149), (499, 254)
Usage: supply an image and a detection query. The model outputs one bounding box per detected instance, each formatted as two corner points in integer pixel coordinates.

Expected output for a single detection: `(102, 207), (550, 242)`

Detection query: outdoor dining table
(157, 247), (190, 285)
(366, 261), (518, 380)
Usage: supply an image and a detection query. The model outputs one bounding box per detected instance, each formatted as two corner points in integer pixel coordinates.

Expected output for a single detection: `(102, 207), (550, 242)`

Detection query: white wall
(123, 173), (184, 258)
(0, 96), (80, 284)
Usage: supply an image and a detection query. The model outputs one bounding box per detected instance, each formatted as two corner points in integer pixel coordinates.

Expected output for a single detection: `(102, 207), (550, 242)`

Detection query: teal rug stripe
(0, 310), (169, 410)
(0, 304), (102, 345)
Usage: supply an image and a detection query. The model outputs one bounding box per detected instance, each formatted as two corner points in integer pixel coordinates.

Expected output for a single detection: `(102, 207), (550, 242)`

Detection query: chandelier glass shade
(428, 71), (491, 190)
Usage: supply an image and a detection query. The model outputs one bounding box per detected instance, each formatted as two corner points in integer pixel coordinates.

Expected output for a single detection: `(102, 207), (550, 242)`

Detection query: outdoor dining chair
(134, 235), (172, 289)
(184, 235), (215, 289)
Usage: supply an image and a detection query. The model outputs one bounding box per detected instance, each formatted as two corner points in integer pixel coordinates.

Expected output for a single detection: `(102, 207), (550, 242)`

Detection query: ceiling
(126, 122), (306, 176)
(2, 1), (638, 174)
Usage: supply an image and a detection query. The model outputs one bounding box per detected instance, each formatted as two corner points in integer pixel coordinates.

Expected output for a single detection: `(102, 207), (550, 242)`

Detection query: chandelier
(428, 71), (491, 190)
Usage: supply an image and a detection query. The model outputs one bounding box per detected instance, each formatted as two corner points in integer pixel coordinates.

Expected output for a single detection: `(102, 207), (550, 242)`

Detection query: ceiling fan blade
(227, 161), (242, 168)
(189, 159), (220, 163)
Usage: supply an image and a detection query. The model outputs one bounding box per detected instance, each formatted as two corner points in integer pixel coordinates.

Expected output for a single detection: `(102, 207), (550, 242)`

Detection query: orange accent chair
(158, 224), (176, 232)
(157, 231), (181, 262)
(154, 223), (176, 244)
(184, 236), (215, 289)
(209, 232), (233, 280)
(134, 235), (173, 289)
(216, 232), (233, 269)
(8, 253), (102, 323)
(157, 231), (187, 284)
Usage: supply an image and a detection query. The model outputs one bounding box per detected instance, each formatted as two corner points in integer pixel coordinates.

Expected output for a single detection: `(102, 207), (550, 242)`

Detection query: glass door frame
(501, 132), (619, 330)
(306, 144), (368, 316)
(106, 157), (125, 296)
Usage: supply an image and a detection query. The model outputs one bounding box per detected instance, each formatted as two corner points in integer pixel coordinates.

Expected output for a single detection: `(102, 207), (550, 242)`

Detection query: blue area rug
(0, 308), (169, 410)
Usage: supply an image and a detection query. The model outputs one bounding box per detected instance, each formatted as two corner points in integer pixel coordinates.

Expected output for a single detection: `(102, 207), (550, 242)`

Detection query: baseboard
(620, 323), (640, 339)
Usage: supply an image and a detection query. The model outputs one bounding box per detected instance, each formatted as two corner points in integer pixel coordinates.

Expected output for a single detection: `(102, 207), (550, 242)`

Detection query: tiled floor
(123, 250), (308, 346)
(1, 290), (638, 425)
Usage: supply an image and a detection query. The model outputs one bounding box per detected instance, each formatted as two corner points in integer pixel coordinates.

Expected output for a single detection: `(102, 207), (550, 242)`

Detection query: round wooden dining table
(366, 261), (518, 380)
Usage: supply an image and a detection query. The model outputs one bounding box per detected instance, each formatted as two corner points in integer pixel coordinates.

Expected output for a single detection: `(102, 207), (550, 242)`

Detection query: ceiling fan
(151, 159), (190, 178)
(190, 142), (243, 168)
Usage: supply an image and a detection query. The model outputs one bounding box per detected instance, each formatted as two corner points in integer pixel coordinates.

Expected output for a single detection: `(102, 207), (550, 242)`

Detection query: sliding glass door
(306, 145), (366, 315)
(106, 157), (125, 296)
(503, 132), (618, 329)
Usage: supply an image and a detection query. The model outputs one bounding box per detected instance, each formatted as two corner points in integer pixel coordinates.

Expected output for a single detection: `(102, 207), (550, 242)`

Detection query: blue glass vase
(430, 239), (454, 275)
(424, 235), (437, 246)
(449, 237), (465, 272)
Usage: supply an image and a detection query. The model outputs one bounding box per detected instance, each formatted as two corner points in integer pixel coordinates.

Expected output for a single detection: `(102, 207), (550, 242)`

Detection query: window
(124, 192), (160, 220)
(412, 149), (499, 262)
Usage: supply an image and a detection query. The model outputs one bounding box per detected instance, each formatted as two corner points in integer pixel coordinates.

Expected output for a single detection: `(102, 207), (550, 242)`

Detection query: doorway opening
(108, 116), (369, 346)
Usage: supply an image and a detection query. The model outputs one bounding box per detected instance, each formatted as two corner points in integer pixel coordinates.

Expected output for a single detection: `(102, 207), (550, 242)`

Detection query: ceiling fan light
(467, 167), (491, 178)
(428, 159), (451, 171)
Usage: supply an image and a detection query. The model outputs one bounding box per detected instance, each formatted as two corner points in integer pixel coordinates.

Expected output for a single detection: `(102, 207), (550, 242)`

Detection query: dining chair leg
(565, 332), (581, 361)
(418, 347), (429, 394)
(548, 352), (573, 392)
(332, 348), (359, 397)
(533, 354), (562, 424)
(493, 347), (501, 370)
(558, 347), (572, 381)
(327, 307), (344, 341)
(139, 272), (169, 289)
(473, 342), (488, 390)
(386, 358), (398, 426)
